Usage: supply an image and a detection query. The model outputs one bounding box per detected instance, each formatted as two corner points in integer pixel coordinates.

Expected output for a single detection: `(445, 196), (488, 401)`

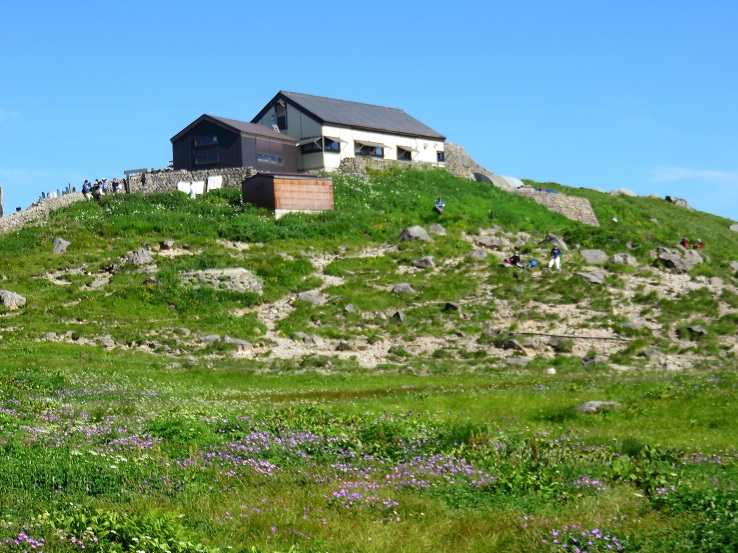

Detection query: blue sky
(1, 0), (736, 221)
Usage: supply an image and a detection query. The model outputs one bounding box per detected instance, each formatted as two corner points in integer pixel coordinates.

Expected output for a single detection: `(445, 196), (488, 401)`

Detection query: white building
(251, 91), (446, 172)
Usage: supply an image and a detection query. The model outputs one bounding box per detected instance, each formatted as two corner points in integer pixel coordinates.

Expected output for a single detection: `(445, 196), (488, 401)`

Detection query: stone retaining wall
(510, 187), (600, 226)
(0, 192), (87, 234)
(128, 167), (258, 194)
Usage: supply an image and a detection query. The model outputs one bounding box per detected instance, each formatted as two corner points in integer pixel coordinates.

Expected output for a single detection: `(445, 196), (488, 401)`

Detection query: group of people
(503, 246), (562, 271)
(81, 177), (124, 200)
(680, 237), (704, 249)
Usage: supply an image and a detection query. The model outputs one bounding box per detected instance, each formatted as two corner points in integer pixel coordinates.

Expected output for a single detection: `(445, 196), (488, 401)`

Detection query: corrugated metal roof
(265, 91), (446, 140)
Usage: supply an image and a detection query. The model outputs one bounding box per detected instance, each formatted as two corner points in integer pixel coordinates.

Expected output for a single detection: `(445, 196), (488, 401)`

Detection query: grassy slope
(0, 169), (736, 552)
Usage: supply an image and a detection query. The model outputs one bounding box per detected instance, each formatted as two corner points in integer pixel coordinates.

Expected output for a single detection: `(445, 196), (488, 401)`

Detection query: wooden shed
(242, 173), (334, 218)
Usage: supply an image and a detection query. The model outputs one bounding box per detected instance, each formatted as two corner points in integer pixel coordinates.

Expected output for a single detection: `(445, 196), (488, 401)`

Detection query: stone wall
(336, 156), (444, 177)
(510, 187), (600, 226)
(0, 192), (87, 233)
(128, 167), (259, 194)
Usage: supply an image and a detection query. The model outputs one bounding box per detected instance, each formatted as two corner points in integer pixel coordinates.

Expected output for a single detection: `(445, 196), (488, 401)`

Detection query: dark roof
(252, 91), (445, 141)
(171, 114), (297, 144)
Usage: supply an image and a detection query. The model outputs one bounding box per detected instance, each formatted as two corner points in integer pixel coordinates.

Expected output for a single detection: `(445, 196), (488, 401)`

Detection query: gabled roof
(252, 91), (446, 141)
(171, 114), (297, 144)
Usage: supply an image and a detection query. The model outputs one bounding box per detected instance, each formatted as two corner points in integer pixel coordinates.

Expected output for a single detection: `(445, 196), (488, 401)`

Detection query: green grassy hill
(0, 168), (736, 552)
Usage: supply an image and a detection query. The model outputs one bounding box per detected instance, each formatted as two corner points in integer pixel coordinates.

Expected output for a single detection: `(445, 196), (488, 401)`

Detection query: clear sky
(1, 1), (736, 221)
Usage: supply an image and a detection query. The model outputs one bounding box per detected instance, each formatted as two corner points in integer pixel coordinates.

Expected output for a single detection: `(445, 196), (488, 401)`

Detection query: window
(195, 153), (219, 165)
(257, 153), (283, 164)
(324, 138), (340, 153)
(437, 151), (445, 162)
(355, 142), (384, 158)
(275, 102), (287, 130)
(301, 137), (341, 154)
(397, 147), (413, 161)
(194, 136), (218, 146)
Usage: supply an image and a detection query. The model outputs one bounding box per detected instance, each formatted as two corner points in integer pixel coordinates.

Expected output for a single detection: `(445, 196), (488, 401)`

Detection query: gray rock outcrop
(53, 237), (71, 254)
(398, 226), (434, 243)
(412, 256), (435, 269)
(392, 283), (415, 294)
(0, 290), (26, 310)
(127, 249), (154, 266)
(611, 253), (638, 267)
(580, 249), (608, 265)
(539, 233), (569, 250)
(658, 252), (693, 273)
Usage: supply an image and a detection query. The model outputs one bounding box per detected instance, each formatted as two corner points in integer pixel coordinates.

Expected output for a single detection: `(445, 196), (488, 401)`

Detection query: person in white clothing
(548, 246), (562, 271)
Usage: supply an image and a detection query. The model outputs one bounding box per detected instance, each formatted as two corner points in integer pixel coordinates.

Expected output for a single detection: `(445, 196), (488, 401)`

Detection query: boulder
(576, 271), (606, 285)
(428, 224), (447, 236)
(343, 304), (357, 314)
(180, 268), (263, 294)
(730, 261), (738, 272)
(412, 256), (435, 269)
(503, 339), (526, 352)
(658, 252), (693, 273)
(665, 196), (692, 210)
(160, 239), (175, 250)
(476, 235), (507, 249)
(610, 188), (637, 196)
(53, 237), (71, 254)
(683, 249), (704, 265)
(126, 248), (154, 266)
(223, 335), (252, 351)
(539, 233), (568, 250)
(580, 249), (608, 265)
(398, 226), (434, 243)
(443, 302), (463, 317)
(0, 290), (26, 310)
(391, 310), (405, 323)
(575, 401), (620, 414)
(199, 334), (220, 343)
(296, 292), (326, 306)
(686, 325), (708, 336)
(545, 368), (557, 375)
(470, 249), (488, 260)
(730, 224), (738, 233)
(611, 253), (638, 267)
(392, 283), (415, 294)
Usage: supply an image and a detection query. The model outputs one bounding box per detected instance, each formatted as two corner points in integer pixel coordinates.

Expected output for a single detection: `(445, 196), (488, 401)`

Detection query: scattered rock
(503, 339), (526, 352)
(683, 249), (703, 265)
(296, 292), (327, 306)
(180, 268), (263, 294)
(199, 334), (221, 343)
(412, 256), (435, 269)
(620, 322), (644, 330)
(539, 233), (568, 250)
(398, 226), (434, 243)
(545, 368), (557, 375)
(344, 304), (357, 314)
(223, 335), (251, 351)
(576, 271), (606, 285)
(160, 239), (175, 250)
(392, 283), (415, 294)
(611, 253), (638, 266)
(575, 401), (620, 414)
(580, 249), (608, 265)
(665, 196), (692, 210)
(470, 249), (488, 260)
(335, 341), (354, 352)
(730, 261), (738, 272)
(44, 332), (57, 341)
(0, 290), (26, 310)
(476, 235), (507, 249)
(610, 188), (637, 196)
(730, 224), (738, 233)
(658, 252), (693, 273)
(506, 358), (530, 367)
(126, 248), (154, 266)
(443, 302), (463, 317)
(428, 224), (446, 236)
(686, 325), (708, 336)
(95, 335), (116, 348)
(391, 310), (405, 323)
(53, 237), (71, 254)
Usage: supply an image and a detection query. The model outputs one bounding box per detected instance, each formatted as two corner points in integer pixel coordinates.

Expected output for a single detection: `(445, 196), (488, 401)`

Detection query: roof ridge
(280, 91), (407, 113)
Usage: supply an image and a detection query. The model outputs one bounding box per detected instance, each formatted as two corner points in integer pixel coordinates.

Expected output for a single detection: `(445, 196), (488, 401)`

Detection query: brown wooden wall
(242, 175), (333, 213)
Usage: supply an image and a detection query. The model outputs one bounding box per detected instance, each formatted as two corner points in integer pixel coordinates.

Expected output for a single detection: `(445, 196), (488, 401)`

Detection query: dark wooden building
(242, 173), (334, 218)
(171, 115), (298, 172)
